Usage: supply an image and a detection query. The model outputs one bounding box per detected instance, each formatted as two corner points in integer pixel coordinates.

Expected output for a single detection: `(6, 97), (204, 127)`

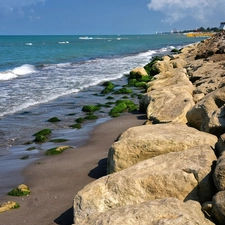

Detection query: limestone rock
(186, 86), (225, 136)
(212, 191), (225, 225)
(108, 123), (217, 173)
(216, 133), (225, 156)
(140, 68), (195, 123)
(146, 87), (194, 123)
(74, 146), (216, 223)
(0, 201), (19, 213)
(213, 151), (225, 191)
(170, 58), (187, 68)
(130, 67), (148, 76)
(151, 59), (173, 73)
(75, 198), (215, 225)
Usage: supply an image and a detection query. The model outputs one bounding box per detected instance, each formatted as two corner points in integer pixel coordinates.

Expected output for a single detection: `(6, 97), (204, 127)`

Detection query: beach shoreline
(0, 111), (146, 225)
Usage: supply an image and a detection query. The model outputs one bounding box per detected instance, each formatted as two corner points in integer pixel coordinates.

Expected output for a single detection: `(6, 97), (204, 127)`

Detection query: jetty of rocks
(73, 33), (225, 225)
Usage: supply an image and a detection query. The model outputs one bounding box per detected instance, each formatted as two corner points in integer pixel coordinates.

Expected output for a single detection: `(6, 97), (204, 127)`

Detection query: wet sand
(0, 112), (146, 225)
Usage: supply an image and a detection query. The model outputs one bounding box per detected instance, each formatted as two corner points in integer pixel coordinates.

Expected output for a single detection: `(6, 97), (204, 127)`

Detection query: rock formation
(108, 123), (217, 173)
(73, 33), (225, 224)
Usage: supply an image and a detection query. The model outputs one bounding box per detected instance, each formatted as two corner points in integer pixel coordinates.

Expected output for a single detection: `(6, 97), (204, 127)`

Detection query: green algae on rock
(45, 146), (70, 155)
(8, 184), (30, 196)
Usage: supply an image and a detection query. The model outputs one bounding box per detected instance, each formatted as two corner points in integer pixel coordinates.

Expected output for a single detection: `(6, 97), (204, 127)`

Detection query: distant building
(219, 22), (225, 30)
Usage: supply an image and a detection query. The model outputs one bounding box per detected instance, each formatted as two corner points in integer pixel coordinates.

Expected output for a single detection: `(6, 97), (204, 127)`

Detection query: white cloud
(0, 0), (45, 16)
(147, 0), (225, 24)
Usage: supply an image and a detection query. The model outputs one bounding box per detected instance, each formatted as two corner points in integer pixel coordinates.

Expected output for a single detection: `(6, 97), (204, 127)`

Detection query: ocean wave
(58, 41), (69, 44)
(25, 43), (33, 46)
(0, 64), (37, 81)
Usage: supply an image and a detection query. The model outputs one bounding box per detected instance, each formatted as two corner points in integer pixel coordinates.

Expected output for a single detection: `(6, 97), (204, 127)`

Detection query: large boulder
(139, 68), (195, 123)
(186, 86), (225, 136)
(74, 146), (217, 224)
(108, 123), (217, 173)
(213, 151), (225, 191)
(75, 198), (215, 225)
(212, 191), (225, 225)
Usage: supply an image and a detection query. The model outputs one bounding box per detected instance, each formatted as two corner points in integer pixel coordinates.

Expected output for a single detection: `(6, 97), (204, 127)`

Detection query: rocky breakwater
(73, 33), (225, 225)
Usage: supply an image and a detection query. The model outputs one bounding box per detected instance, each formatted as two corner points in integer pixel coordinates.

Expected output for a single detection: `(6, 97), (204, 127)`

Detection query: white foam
(58, 41), (69, 44)
(12, 64), (36, 76)
(25, 43), (33, 46)
(0, 71), (17, 80)
(0, 64), (37, 81)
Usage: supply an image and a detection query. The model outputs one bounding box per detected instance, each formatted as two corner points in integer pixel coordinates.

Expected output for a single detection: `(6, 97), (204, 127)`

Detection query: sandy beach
(0, 112), (146, 225)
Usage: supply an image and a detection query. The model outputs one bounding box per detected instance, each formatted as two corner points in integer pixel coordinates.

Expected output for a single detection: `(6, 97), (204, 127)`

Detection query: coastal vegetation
(101, 81), (115, 94)
(82, 105), (101, 113)
(45, 146), (70, 155)
(8, 184), (30, 197)
(47, 117), (61, 122)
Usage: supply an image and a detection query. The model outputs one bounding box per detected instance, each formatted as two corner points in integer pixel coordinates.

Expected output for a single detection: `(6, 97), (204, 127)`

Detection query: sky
(0, 0), (225, 35)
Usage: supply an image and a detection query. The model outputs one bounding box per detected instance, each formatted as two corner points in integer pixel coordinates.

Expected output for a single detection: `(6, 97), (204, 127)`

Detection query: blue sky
(0, 0), (224, 35)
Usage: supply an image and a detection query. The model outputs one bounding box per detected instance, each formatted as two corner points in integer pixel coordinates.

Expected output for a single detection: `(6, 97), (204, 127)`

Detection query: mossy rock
(66, 113), (76, 116)
(134, 81), (147, 88)
(84, 114), (98, 120)
(45, 146), (70, 155)
(144, 56), (162, 76)
(34, 135), (48, 143)
(0, 201), (20, 213)
(82, 105), (101, 113)
(171, 48), (181, 53)
(8, 184), (30, 196)
(101, 81), (115, 94)
(33, 129), (51, 137)
(109, 102), (127, 117)
(50, 138), (68, 143)
(115, 100), (138, 112)
(26, 147), (36, 151)
(47, 117), (61, 122)
(69, 123), (82, 129)
(75, 117), (85, 123)
(113, 88), (132, 94)
(20, 155), (29, 160)
(106, 96), (115, 100)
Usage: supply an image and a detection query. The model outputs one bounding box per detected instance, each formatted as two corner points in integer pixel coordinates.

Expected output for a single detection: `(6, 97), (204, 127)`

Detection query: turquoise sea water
(0, 34), (206, 194)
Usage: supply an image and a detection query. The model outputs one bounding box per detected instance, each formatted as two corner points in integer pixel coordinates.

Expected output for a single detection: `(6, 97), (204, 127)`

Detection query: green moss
(144, 56), (162, 76)
(115, 100), (138, 112)
(109, 102), (127, 116)
(75, 117), (85, 123)
(34, 135), (48, 143)
(33, 129), (51, 137)
(50, 138), (68, 143)
(26, 147), (36, 151)
(45, 146), (70, 155)
(82, 105), (101, 113)
(69, 123), (82, 129)
(84, 114), (98, 120)
(113, 88), (133, 94)
(20, 155), (29, 160)
(66, 113), (76, 116)
(101, 81), (115, 94)
(8, 185), (30, 197)
(47, 117), (61, 122)
(106, 96), (115, 100)
(13, 202), (20, 209)
(171, 48), (181, 53)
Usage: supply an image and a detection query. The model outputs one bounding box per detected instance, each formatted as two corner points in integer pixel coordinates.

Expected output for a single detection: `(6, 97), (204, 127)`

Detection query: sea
(0, 34), (205, 194)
